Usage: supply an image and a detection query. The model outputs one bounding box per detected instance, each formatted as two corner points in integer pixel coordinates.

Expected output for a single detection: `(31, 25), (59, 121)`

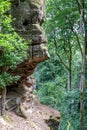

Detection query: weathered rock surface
(0, 0), (60, 129)
(10, 0), (50, 78)
(0, 76), (60, 130)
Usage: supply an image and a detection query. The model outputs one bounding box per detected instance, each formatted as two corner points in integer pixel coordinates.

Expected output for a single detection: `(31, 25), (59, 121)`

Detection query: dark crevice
(23, 19), (29, 26)
(20, 0), (25, 2)
(45, 119), (60, 130)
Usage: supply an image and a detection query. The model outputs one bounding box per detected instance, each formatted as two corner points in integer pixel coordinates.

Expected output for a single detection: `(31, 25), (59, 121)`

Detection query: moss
(2, 114), (12, 123)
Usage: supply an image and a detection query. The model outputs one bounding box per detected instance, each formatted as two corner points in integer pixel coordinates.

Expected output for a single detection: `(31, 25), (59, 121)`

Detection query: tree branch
(55, 6), (83, 56)
(75, 0), (82, 13)
(63, 41), (70, 60)
(55, 47), (70, 71)
(53, 32), (70, 71)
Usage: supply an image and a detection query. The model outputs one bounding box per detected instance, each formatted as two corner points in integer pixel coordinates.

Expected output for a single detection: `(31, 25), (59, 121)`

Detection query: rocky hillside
(0, 81), (60, 130)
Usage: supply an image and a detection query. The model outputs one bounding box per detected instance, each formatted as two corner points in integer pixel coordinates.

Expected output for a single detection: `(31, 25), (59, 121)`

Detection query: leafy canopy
(0, 0), (28, 88)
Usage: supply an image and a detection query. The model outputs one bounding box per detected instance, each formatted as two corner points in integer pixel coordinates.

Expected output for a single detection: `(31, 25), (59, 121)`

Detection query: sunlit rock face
(11, 0), (50, 78)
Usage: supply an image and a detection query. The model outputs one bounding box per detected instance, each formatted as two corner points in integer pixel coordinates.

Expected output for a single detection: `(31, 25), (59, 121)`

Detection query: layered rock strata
(11, 0), (51, 119)
(6, 0), (61, 129)
(11, 0), (50, 78)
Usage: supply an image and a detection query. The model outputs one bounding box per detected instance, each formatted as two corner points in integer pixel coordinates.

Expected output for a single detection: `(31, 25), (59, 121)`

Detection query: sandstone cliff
(0, 0), (60, 129)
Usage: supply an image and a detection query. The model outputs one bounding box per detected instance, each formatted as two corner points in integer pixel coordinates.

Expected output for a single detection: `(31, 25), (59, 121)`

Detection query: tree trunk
(67, 69), (71, 91)
(67, 41), (72, 91)
(79, 40), (86, 130)
(1, 87), (6, 116)
(79, 1), (86, 128)
(67, 57), (72, 91)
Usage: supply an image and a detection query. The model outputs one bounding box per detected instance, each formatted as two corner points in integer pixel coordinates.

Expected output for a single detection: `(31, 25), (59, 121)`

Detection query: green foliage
(0, 72), (20, 89)
(59, 90), (80, 130)
(0, 33), (28, 69)
(0, 0), (28, 89)
(37, 82), (65, 108)
(35, 77), (80, 130)
(34, 0), (87, 130)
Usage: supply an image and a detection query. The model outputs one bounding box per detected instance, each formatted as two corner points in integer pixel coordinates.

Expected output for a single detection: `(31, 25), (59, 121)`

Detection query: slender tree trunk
(67, 51), (72, 114)
(79, 40), (86, 130)
(1, 87), (6, 116)
(67, 59), (72, 91)
(67, 69), (71, 91)
(79, 1), (86, 128)
(67, 41), (72, 91)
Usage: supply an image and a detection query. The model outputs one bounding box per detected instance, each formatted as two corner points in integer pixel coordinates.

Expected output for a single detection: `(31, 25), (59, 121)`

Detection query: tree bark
(79, 44), (86, 130)
(67, 41), (72, 91)
(67, 69), (71, 91)
(79, 1), (86, 129)
(1, 87), (6, 116)
(79, 23), (86, 130)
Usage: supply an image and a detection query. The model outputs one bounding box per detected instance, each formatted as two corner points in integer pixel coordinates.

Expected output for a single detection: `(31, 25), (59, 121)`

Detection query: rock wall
(5, 0), (61, 130)
(11, 0), (50, 78)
